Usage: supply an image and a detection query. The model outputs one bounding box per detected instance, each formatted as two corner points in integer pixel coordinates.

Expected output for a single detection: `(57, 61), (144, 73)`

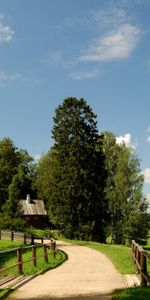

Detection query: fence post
(140, 252), (147, 286)
(32, 246), (37, 266)
(11, 231), (14, 242)
(24, 233), (26, 244)
(43, 244), (48, 263)
(31, 234), (34, 245)
(41, 237), (44, 244)
(51, 240), (56, 257)
(17, 248), (22, 274)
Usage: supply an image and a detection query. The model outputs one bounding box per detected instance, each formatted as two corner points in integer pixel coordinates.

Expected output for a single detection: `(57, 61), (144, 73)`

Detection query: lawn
(0, 240), (67, 276)
(112, 287), (150, 300)
(0, 240), (24, 250)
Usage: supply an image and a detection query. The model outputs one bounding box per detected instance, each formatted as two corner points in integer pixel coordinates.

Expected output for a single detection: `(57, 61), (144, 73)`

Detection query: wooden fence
(0, 231), (56, 276)
(132, 240), (150, 286)
(0, 230), (44, 245)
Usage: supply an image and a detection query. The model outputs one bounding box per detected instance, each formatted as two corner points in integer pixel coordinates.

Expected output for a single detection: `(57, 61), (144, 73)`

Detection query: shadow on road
(8, 291), (112, 300)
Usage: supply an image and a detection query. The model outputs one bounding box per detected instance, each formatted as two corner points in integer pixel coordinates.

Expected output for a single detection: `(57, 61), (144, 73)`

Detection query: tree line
(0, 97), (149, 244)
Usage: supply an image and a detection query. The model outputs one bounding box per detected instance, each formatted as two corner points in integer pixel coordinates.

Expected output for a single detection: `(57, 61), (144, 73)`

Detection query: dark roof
(20, 199), (47, 216)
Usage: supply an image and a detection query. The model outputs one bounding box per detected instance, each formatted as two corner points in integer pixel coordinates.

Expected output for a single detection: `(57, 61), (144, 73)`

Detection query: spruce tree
(48, 97), (107, 241)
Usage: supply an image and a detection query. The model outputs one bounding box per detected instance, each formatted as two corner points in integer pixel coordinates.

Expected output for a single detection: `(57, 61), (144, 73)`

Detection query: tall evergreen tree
(46, 97), (107, 241)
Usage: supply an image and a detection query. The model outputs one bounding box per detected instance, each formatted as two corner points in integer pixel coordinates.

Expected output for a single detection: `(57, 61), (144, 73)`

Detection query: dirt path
(7, 240), (126, 300)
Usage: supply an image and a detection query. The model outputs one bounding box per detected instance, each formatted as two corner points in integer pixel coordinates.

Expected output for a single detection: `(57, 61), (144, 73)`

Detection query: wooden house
(20, 194), (48, 228)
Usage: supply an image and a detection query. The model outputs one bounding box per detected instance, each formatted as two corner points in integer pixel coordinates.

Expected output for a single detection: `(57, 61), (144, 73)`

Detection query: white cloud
(0, 71), (22, 85)
(146, 136), (150, 143)
(80, 23), (141, 62)
(146, 126), (150, 143)
(92, 7), (131, 30)
(0, 15), (14, 43)
(9, 73), (22, 80)
(143, 169), (150, 184)
(0, 70), (40, 86)
(69, 69), (101, 80)
(116, 133), (136, 149)
(33, 154), (42, 161)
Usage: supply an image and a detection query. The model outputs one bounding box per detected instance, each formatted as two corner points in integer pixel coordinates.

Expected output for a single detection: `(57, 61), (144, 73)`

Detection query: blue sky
(0, 0), (150, 200)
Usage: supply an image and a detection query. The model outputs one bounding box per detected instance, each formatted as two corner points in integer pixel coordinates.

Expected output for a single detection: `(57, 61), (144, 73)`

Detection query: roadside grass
(0, 288), (11, 300)
(0, 241), (67, 276)
(0, 240), (24, 250)
(64, 239), (136, 274)
(112, 287), (150, 300)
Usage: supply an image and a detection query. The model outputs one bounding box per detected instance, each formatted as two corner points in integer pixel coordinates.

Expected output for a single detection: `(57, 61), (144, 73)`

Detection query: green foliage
(0, 138), (19, 209)
(0, 138), (37, 212)
(0, 179), (26, 231)
(101, 131), (149, 244)
(37, 97), (107, 242)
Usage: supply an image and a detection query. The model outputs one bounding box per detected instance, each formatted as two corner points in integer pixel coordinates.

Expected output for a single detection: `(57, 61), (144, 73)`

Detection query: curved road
(8, 240), (126, 300)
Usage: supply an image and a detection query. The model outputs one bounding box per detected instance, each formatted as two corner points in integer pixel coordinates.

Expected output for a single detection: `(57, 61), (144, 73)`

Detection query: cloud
(0, 70), (40, 86)
(143, 168), (150, 184)
(146, 126), (150, 143)
(0, 71), (22, 85)
(33, 154), (42, 161)
(79, 23), (141, 62)
(92, 7), (131, 30)
(0, 14), (14, 43)
(69, 69), (101, 80)
(116, 133), (136, 149)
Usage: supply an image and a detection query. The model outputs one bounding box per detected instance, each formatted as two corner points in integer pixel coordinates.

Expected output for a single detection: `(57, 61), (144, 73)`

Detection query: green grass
(0, 241), (67, 276)
(0, 240), (24, 250)
(0, 288), (11, 300)
(112, 287), (150, 299)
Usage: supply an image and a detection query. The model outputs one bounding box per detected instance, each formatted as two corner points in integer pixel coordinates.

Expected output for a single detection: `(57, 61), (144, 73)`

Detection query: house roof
(20, 199), (47, 216)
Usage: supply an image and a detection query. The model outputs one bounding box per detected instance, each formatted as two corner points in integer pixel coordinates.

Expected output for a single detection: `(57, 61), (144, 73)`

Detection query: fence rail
(0, 230), (45, 245)
(0, 230), (56, 278)
(132, 240), (150, 286)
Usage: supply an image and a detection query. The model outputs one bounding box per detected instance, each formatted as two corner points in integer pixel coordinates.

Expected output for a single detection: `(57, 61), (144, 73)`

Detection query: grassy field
(112, 287), (150, 299)
(0, 240), (24, 250)
(0, 240), (67, 276)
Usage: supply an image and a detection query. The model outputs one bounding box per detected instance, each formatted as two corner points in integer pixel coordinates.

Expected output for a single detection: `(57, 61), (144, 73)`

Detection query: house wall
(23, 215), (48, 228)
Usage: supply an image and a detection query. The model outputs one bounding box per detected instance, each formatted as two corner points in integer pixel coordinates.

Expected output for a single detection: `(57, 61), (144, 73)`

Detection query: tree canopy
(37, 97), (107, 241)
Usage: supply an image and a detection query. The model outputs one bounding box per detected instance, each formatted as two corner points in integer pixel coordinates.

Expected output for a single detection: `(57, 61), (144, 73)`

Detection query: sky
(0, 0), (150, 201)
